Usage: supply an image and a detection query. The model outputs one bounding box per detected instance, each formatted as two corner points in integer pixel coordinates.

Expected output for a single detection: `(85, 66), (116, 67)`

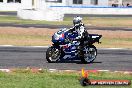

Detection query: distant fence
(50, 6), (132, 8)
(49, 5), (132, 15)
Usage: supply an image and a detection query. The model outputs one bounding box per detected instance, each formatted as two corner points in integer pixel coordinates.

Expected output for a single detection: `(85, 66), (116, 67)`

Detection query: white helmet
(73, 16), (82, 25)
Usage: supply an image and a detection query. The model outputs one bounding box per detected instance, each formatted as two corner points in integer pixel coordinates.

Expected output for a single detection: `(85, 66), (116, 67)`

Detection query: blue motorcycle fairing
(52, 28), (79, 59)
(51, 28), (102, 60)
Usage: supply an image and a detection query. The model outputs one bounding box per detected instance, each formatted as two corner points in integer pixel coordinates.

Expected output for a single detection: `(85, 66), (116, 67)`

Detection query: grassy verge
(0, 16), (72, 26)
(0, 35), (132, 48)
(95, 38), (132, 48)
(0, 27), (132, 48)
(64, 17), (132, 27)
(0, 15), (132, 48)
(0, 70), (131, 88)
(0, 16), (132, 27)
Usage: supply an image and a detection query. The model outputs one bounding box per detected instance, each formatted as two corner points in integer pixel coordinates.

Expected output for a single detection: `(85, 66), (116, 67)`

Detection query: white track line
(0, 69), (10, 72)
(0, 69), (132, 74)
(0, 45), (131, 50)
(0, 45), (49, 48)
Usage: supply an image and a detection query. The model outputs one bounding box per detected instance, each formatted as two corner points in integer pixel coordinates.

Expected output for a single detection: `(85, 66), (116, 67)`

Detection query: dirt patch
(0, 27), (132, 48)
(0, 27), (58, 36)
(0, 27), (132, 38)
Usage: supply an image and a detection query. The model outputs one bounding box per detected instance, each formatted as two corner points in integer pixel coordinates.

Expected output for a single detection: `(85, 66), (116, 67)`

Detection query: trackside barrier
(18, 6), (132, 21)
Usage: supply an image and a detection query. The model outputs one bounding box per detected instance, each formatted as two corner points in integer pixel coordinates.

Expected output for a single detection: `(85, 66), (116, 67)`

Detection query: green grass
(0, 70), (131, 88)
(0, 16), (72, 25)
(95, 38), (132, 48)
(83, 17), (132, 27)
(0, 16), (132, 27)
(0, 34), (51, 46)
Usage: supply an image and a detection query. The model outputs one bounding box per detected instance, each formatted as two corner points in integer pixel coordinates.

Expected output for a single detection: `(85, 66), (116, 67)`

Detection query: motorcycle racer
(46, 15), (102, 63)
(70, 16), (87, 39)
(70, 16), (89, 57)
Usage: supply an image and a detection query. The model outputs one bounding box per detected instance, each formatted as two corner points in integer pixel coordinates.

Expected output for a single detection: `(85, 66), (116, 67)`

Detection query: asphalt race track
(0, 12), (131, 71)
(0, 46), (132, 71)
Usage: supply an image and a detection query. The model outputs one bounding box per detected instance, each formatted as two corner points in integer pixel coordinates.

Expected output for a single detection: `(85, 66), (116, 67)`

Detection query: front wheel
(46, 46), (61, 63)
(81, 45), (97, 63)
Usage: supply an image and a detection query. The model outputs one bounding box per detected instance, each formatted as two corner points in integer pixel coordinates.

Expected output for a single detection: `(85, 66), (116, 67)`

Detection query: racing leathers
(71, 23), (88, 41)
(70, 23), (89, 57)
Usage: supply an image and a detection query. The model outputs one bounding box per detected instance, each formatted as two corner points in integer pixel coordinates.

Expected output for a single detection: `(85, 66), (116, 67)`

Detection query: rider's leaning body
(69, 16), (89, 55)
(70, 16), (87, 40)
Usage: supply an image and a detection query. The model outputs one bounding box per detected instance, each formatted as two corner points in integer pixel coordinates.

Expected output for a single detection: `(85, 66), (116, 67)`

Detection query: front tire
(81, 45), (97, 63)
(46, 46), (61, 63)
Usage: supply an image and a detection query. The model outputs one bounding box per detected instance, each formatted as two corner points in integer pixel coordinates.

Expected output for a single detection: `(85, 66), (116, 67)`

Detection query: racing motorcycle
(46, 28), (102, 63)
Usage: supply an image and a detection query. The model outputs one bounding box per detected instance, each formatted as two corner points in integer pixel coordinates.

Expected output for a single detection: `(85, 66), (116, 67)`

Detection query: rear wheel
(46, 46), (61, 63)
(81, 45), (97, 63)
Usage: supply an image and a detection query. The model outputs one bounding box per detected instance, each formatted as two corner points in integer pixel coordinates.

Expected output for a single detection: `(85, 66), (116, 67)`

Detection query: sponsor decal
(79, 68), (131, 86)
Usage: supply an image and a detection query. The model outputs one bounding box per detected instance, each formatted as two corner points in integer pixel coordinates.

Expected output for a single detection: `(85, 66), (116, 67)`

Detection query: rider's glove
(76, 36), (81, 40)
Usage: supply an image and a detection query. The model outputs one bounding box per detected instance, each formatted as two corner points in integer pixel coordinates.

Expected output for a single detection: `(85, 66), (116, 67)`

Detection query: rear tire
(80, 45), (97, 63)
(46, 46), (61, 63)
